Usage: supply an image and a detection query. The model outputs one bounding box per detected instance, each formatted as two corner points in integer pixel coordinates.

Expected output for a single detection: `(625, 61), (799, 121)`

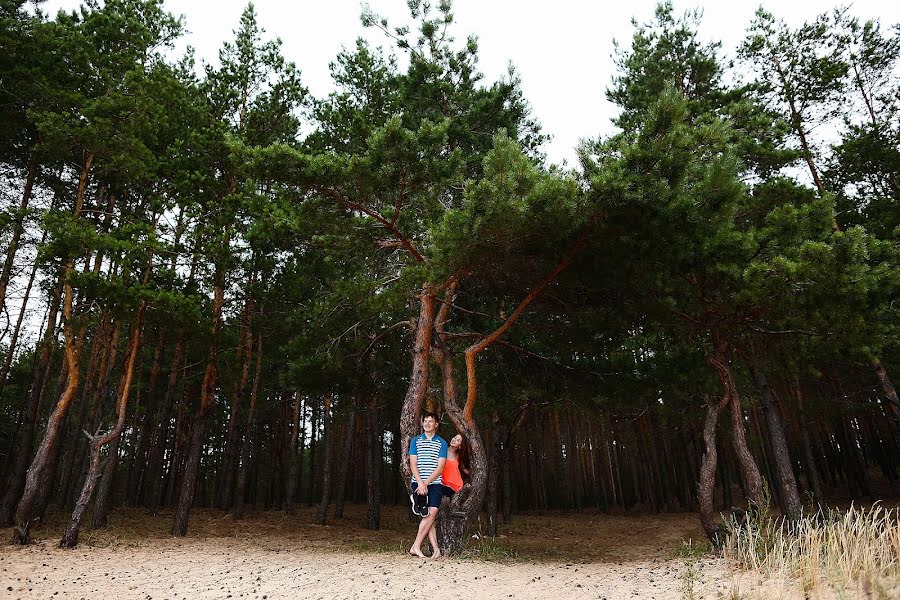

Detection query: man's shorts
(426, 483), (444, 508)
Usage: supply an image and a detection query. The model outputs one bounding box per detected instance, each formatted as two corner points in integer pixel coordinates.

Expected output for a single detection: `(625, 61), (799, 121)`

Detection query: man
(408, 411), (448, 558)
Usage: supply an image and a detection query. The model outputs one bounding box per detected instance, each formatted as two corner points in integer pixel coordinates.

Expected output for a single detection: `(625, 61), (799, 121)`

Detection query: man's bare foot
(431, 551), (442, 560)
(408, 548), (425, 558)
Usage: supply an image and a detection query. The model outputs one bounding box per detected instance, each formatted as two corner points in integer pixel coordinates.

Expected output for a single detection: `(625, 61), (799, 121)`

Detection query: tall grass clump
(722, 503), (900, 595)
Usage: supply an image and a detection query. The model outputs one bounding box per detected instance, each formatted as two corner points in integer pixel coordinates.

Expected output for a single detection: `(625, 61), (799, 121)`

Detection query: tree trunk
(485, 415), (505, 536)
(333, 407), (356, 519)
(366, 395), (382, 530)
(434, 343), (487, 555)
(61, 300), (144, 548)
(315, 393), (335, 525)
(0, 276), (62, 526)
(708, 339), (765, 511)
(146, 333), (186, 513)
(749, 365), (802, 520)
(284, 390), (302, 514)
(126, 329), (165, 505)
(233, 332), (263, 519)
(399, 286), (437, 492)
(699, 395), (729, 546)
(218, 296), (255, 509)
(0, 156), (38, 320)
(872, 357), (900, 426)
(172, 241), (228, 536)
(13, 149), (92, 543)
(0, 215), (50, 402)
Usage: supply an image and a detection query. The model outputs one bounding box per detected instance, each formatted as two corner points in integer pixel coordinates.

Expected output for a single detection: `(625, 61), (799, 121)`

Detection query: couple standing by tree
(407, 412), (470, 558)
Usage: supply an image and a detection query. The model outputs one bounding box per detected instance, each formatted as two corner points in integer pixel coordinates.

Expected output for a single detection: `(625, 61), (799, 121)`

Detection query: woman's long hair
(456, 435), (471, 480)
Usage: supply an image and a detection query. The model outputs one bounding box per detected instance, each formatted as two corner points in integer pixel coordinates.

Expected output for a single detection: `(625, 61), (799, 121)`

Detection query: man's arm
(421, 457), (446, 487)
(410, 455), (427, 494)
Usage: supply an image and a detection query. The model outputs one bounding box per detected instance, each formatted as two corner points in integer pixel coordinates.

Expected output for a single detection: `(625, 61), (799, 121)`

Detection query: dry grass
(722, 503), (900, 598)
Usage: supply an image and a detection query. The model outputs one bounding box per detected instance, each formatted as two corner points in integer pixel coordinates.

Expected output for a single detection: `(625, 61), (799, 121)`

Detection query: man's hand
(415, 482), (427, 495)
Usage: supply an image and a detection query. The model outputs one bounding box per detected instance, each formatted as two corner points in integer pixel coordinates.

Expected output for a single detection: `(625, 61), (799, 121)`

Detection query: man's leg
(427, 517), (441, 558)
(409, 507), (438, 557)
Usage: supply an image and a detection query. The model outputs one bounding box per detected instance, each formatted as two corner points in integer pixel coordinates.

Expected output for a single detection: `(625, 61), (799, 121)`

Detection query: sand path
(1, 538), (754, 600)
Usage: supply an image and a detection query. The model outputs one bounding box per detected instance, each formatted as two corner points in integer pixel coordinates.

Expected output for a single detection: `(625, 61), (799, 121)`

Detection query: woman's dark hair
(456, 435), (471, 479)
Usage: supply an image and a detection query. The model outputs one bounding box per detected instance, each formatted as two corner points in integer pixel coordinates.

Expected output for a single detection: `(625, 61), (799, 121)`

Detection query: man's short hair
(421, 411), (439, 422)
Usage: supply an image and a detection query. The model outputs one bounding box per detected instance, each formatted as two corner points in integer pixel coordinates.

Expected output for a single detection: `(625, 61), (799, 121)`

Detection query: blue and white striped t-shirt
(410, 433), (448, 485)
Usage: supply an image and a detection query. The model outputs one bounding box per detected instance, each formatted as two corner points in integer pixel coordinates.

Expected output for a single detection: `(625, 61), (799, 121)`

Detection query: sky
(33, 0), (900, 165)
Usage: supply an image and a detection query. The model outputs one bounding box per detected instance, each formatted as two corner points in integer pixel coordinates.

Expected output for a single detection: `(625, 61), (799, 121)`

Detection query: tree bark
(13, 152), (94, 543)
(284, 390), (303, 515)
(126, 329), (165, 505)
(218, 295), (255, 509)
(748, 365), (802, 520)
(333, 407), (356, 519)
(172, 235), (228, 536)
(872, 357), (900, 426)
(707, 339), (765, 511)
(60, 299), (145, 548)
(699, 394), (729, 546)
(0, 276), (62, 526)
(315, 393), (335, 525)
(0, 156), (38, 320)
(399, 285), (436, 492)
(233, 332), (263, 519)
(365, 395), (382, 530)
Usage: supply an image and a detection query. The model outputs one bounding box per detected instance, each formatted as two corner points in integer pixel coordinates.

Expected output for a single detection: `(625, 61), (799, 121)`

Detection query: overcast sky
(37, 0), (900, 165)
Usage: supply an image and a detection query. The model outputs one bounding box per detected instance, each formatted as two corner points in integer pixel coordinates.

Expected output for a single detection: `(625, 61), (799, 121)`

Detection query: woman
(442, 434), (470, 496)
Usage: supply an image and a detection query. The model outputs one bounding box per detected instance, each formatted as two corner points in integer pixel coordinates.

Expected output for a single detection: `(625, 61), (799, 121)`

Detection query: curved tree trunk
(699, 394), (729, 546)
(708, 339), (765, 511)
(399, 285), (436, 492)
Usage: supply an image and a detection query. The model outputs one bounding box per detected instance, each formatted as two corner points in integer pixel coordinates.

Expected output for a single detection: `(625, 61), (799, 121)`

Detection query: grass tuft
(722, 502), (900, 596)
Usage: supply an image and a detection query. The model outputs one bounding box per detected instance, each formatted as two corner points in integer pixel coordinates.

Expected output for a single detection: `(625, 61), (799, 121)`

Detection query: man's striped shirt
(410, 433), (448, 485)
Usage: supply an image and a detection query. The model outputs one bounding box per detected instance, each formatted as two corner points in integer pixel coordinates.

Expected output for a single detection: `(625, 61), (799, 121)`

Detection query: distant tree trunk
(365, 395), (382, 530)
(146, 333), (186, 513)
(127, 330), (165, 505)
(485, 415), (504, 536)
(333, 407), (356, 519)
(0, 215), (50, 402)
(0, 275), (62, 526)
(233, 332), (263, 519)
(699, 394), (729, 545)
(307, 396), (318, 505)
(172, 236), (228, 536)
(218, 294), (255, 509)
(285, 390), (303, 515)
(13, 152), (93, 543)
(0, 156), (38, 320)
(748, 364), (802, 520)
(315, 393), (335, 525)
(872, 358), (900, 426)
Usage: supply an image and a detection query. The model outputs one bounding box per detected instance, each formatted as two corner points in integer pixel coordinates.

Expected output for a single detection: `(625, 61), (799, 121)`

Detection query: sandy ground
(0, 506), (808, 599)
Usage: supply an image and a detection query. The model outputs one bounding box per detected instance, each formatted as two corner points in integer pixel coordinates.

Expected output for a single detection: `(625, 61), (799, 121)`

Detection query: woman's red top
(443, 458), (463, 492)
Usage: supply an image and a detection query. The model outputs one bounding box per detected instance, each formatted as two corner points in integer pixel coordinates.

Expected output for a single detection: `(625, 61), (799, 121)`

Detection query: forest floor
(0, 504), (884, 599)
